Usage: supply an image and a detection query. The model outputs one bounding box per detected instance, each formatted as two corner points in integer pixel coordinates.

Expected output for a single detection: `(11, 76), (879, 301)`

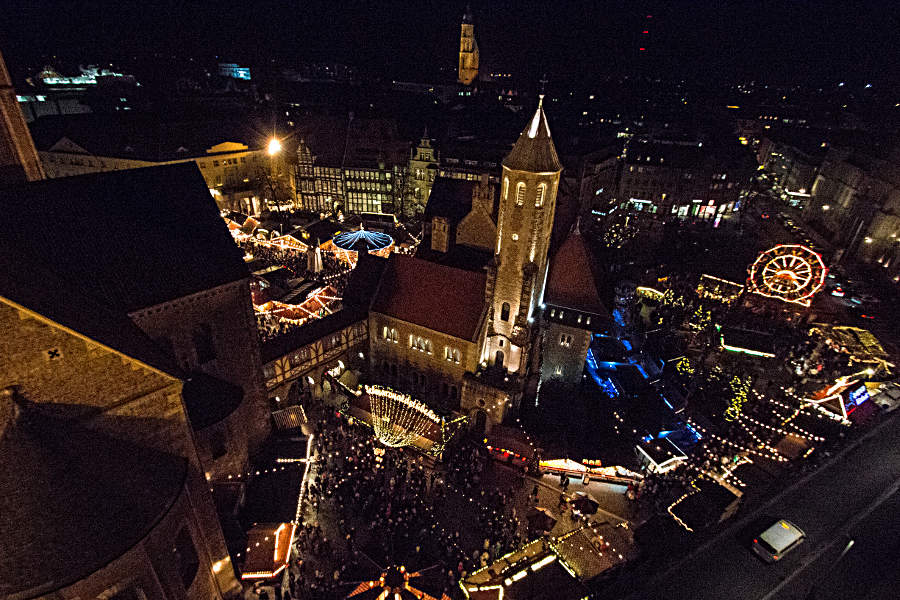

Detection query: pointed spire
(503, 98), (562, 173)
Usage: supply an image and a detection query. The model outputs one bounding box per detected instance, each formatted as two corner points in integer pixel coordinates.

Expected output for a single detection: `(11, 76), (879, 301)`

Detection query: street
(631, 410), (900, 600)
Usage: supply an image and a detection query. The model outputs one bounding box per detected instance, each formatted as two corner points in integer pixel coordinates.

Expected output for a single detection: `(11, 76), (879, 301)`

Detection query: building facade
(615, 137), (746, 220)
(408, 133), (439, 214)
(804, 146), (900, 273)
(0, 295), (240, 600)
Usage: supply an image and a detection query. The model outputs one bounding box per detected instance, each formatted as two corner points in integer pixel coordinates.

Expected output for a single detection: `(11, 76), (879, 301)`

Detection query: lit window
(516, 182), (526, 206)
(511, 233), (519, 241)
(535, 183), (546, 207)
(503, 177), (509, 200)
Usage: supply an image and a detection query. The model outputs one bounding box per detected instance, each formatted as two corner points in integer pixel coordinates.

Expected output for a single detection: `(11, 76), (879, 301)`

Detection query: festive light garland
(365, 385), (442, 448)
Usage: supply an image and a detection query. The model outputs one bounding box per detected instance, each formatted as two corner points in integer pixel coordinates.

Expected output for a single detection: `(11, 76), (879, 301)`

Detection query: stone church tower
(482, 96), (562, 374)
(457, 6), (480, 85)
(0, 49), (44, 183)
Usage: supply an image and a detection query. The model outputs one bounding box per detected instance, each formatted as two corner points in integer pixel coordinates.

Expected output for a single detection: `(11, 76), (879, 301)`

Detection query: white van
(752, 519), (806, 562)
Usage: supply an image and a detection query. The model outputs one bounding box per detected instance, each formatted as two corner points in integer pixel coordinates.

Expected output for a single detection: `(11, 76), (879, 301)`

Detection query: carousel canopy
(332, 229), (394, 253)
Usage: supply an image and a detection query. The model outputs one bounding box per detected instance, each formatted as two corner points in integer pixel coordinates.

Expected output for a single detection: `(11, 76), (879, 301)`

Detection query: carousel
(322, 227), (395, 266)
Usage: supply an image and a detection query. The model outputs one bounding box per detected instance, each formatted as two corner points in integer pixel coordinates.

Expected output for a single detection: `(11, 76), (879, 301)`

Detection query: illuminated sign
(845, 384), (869, 414)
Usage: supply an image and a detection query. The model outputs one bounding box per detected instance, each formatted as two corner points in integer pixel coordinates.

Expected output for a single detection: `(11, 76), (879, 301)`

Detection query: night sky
(2, 0), (898, 85)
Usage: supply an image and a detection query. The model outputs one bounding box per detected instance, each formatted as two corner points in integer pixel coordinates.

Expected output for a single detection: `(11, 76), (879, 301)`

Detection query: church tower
(0, 49), (44, 183)
(482, 96), (562, 373)
(457, 6), (479, 85)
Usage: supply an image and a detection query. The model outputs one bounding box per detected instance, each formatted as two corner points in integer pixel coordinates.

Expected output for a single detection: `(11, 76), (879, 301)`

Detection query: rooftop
(544, 226), (610, 317)
(503, 97), (563, 173)
(0, 163), (249, 313)
(371, 254), (487, 341)
(0, 392), (187, 599)
(29, 113), (269, 161)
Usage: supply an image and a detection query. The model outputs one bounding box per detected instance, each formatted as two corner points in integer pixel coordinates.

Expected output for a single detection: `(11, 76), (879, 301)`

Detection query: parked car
(752, 519), (806, 562)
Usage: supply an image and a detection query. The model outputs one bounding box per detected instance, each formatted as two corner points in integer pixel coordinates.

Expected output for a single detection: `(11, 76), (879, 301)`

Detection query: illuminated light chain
(223, 462), (305, 481)
(667, 488), (699, 533)
(365, 385), (442, 448)
(739, 413), (825, 442)
(736, 418), (784, 458)
(686, 419), (789, 462)
(293, 434), (316, 524)
(772, 388), (851, 425)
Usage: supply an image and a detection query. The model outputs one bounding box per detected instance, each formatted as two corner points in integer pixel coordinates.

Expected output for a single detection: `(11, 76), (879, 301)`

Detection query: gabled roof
(0, 163), (248, 313)
(503, 97), (563, 173)
(29, 113), (268, 161)
(0, 394), (187, 599)
(423, 177), (476, 226)
(545, 227), (609, 316)
(370, 254), (486, 341)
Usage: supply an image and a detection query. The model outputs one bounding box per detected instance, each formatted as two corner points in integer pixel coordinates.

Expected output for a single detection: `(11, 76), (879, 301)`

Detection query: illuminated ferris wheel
(748, 244), (827, 307)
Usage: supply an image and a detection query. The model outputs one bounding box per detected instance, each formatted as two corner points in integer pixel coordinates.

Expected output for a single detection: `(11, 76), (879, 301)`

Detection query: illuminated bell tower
(483, 96), (562, 374)
(458, 6), (479, 85)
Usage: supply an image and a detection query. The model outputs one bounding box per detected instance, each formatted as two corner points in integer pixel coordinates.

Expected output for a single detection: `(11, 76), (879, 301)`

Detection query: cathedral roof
(0, 163), (249, 313)
(370, 254), (487, 341)
(503, 96), (563, 173)
(544, 226), (609, 317)
(0, 392), (187, 599)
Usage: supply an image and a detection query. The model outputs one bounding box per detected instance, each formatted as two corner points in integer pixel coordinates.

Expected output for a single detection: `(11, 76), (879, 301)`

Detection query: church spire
(503, 97), (562, 173)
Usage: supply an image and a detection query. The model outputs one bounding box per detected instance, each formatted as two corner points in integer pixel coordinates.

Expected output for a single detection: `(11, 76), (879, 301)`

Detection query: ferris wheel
(748, 244), (827, 307)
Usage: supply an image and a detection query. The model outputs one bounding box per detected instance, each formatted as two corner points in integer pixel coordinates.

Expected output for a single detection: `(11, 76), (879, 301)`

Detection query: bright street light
(267, 137), (282, 156)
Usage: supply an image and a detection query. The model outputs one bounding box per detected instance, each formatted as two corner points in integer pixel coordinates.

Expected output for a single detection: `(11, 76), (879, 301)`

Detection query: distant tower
(0, 49), (44, 183)
(482, 96), (562, 373)
(458, 6), (480, 85)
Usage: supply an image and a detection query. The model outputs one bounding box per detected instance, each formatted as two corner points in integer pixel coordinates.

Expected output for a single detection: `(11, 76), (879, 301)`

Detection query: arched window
(453, 349), (460, 363)
(500, 302), (511, 321)
(503, 177), (509, 200)
(535, 183), (546, 207)
(515, 182), (526, 206)
(424, 339), (433, 354)
(390, 328), (398, 343)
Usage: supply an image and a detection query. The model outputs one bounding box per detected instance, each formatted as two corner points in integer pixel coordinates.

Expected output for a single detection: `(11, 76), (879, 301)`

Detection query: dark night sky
(2, 0), (898, 84)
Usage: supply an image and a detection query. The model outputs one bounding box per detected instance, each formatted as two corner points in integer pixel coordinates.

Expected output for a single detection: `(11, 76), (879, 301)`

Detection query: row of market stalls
(225, 211), (397, 267)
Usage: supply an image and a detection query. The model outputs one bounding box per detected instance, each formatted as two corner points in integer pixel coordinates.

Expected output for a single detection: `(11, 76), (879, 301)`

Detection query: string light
(365, 385), (442, 448)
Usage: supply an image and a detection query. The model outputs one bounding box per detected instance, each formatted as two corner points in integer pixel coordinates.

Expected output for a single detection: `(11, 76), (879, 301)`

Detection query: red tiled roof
(545, 230), (609, 316)
(371, 254), (486, 341)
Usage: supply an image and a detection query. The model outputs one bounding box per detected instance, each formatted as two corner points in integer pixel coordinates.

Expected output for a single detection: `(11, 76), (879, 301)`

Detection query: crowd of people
(283, 412), (530, 600)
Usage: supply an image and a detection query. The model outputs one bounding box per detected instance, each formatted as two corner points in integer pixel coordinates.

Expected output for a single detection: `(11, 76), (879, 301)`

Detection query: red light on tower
(639, 47), (646, 51)
(646, 14), (653, 18)
(643, 30), (649, 34)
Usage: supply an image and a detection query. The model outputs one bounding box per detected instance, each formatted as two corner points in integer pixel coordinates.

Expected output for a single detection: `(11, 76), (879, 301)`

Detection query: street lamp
(267, 137), (282, 156)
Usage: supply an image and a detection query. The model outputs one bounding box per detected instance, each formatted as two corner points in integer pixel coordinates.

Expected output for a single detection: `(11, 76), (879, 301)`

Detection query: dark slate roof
(342, 252), (389, 308)
(415, 243), (494, 273)
(423, 177), (476, 226)
(370, 254), (486, 341)
(0, 260), (180, 377)
(29, 113), (269, 161)
(0, 394), (187, 599)
(545, 228), (610, 316)
(182, 372), (245, 430)
(260, 307), (367, 364)
(503, 98), (563, 173)
(0, 163), (249, 313)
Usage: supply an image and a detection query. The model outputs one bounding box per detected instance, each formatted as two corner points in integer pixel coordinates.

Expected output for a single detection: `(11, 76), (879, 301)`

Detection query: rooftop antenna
(539, 73), (549, 95)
